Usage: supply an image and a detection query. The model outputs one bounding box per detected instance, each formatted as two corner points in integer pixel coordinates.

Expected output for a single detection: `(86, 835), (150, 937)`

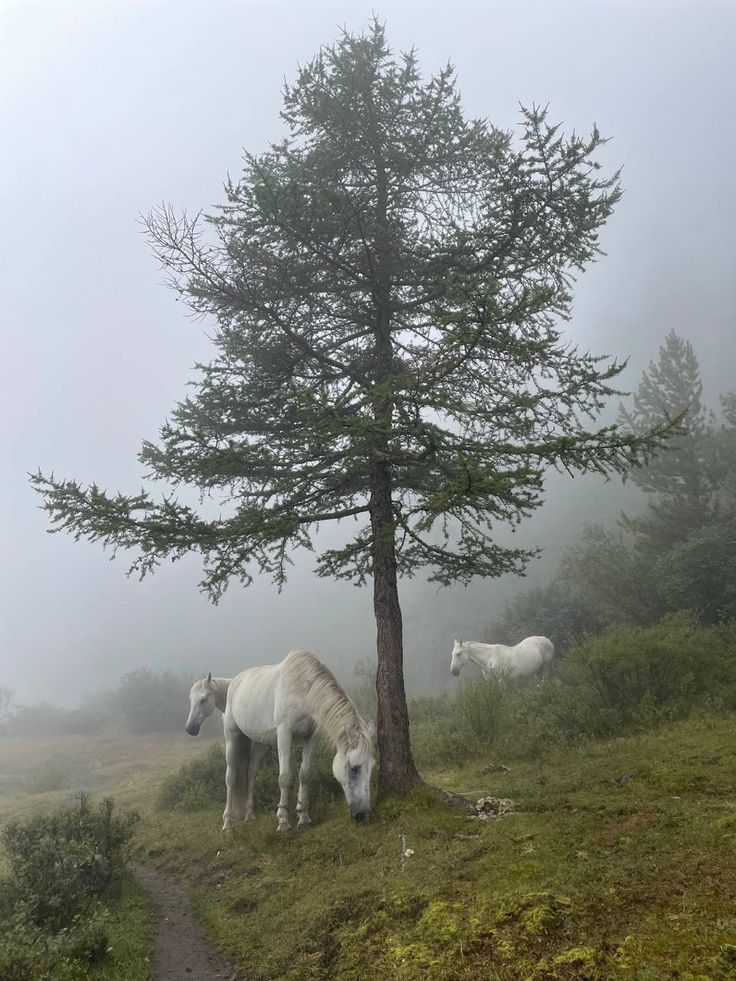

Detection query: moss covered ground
(127, 713), (736, 979)
(2, 713), (736, 978)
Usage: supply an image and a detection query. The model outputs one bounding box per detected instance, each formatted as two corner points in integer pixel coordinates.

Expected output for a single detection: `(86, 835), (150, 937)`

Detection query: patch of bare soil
(135, 864), (241, 981)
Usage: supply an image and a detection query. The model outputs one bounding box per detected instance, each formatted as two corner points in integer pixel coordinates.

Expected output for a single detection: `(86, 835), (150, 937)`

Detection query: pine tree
(618, 331), (709, 550)
(31, 23), (665, 797)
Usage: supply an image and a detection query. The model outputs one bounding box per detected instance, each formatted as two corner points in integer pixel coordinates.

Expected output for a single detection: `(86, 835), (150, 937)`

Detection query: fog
(2, 0), (734, 706)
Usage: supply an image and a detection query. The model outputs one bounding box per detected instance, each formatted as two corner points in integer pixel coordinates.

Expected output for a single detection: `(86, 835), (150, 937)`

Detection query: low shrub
(410, 714), (479, 769)
(2, 793), (139, 931)
(0, 904), (112, 981)
(2, 702), (107, 740)
(157, 738), (342, 814)
(454, 673), (506, 746)
(566, 612), (736, 720)
(60, 705), (108, 735)
(492, 675), (611, 757)
(0, 795), (139, 981)
(115, 667), (194, 734)
(157, 742), (226, 811)
(408, 693), (480, 768)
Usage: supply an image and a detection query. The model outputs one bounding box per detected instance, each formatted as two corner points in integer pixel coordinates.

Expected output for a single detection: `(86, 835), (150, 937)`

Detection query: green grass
(87, 874), (154, 981)
(131, 713), (736, 979)
(1, 718), (734, 978)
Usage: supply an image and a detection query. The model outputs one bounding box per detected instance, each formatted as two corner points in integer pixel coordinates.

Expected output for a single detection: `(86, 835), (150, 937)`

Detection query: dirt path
(134, 864), (241, 981)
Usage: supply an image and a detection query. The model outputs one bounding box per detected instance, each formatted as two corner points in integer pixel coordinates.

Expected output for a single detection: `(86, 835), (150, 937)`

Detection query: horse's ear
(207, 672), (212, 686)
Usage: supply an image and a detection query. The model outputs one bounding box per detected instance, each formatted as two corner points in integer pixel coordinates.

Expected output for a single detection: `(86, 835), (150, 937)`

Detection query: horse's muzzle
(185, 723), (200, 736)
(352, 811), (369, 823)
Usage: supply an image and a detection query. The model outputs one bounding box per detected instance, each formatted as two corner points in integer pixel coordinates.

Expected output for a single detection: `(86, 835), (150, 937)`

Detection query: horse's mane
(283, 650), (370, 761)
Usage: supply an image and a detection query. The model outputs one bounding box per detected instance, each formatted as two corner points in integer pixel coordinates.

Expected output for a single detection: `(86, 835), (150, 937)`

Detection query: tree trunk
(370, 460), (421, 799)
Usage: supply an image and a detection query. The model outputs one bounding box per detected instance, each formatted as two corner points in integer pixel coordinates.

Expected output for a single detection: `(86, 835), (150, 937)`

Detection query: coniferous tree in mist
(618, 330), (710, 552)
(31, 23), (666, 797)
(561, 333), (736, 626)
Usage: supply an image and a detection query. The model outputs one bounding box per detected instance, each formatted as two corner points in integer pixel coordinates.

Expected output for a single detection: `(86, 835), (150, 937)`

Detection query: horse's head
(185, 673), (216, 736)
(333, 719), (375, 822)
(450, 638), (466, 676)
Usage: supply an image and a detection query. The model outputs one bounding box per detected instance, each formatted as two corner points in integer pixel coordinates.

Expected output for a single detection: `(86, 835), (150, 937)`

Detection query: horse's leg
(222, 727), (250, 832)
(275, 724), (293, 831)
(296, 731), (318, 828)
(244, 740), (269, 822)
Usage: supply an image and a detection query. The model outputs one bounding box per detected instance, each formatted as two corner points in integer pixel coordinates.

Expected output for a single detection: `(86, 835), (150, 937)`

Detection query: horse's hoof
(297, 815), (312, 828)
(244, 813), (256, 823)
(277, 822), (291, 832)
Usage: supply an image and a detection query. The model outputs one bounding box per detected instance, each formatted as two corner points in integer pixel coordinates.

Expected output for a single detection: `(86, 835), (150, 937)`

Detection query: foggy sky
(2, 0), (735, 706)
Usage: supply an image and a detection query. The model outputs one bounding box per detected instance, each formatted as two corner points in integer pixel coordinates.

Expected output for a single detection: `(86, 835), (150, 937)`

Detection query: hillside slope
(134, 715), (736, 979)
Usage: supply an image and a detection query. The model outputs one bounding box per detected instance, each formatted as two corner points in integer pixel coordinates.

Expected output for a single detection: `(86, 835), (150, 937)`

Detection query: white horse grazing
(185, 650), (375, 831)
(450, 636), (555, 680)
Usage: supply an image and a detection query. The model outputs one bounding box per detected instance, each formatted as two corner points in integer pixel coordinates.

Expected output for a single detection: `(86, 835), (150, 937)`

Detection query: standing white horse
(450, 636), (555, 680)
(185, 650), (375, 831)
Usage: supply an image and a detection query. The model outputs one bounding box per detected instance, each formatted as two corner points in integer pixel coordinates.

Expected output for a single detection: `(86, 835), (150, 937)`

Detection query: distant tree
(561, 334), (736, 626)
(710, 391), (736, 514)
(31, 23), (664, 797)
(618, 332), (736, 620)
(653, 520), (736, 623)
(114, 668), (194, 734)
(560, 523), (664, 627)
(618, 331), (710, 552)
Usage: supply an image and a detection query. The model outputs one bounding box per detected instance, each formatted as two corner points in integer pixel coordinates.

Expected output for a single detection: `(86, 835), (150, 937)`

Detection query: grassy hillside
(133, 714), (736, 979)
(3, 613), (736, 979)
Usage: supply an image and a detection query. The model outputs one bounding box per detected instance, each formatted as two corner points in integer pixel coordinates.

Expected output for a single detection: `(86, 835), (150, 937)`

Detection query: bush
(157, 738), (342, 814)
(60, 705), (108, 736)
(409, 694), (470, 768)
(454, 674), (506, 747)
(0, 905), (111, 981)
(157, 742), (227, 811)
(1, 793), (139, 931)
(115, 667), (194, 733)
(493, 674), (612, 756)
(2, 702), (107, 740)
(410, 714), (479, 769)
(566, 612), (736, 721)
(0, 795), (139, 981)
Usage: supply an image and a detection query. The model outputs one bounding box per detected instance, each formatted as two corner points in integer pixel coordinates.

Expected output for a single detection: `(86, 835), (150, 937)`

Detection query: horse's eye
(350, 765), (360, 777)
